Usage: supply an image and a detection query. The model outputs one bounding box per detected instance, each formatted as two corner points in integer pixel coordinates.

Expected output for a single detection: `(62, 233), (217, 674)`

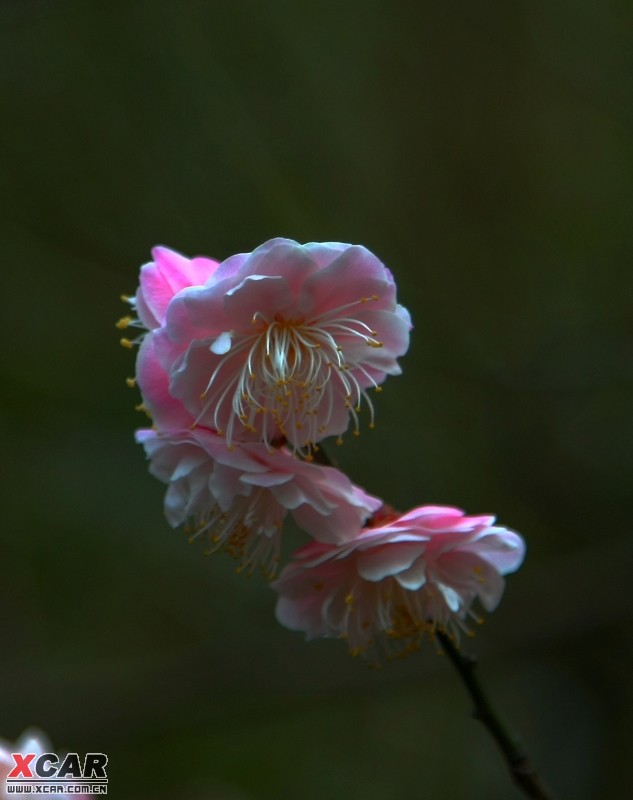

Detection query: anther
(120, 338), (134, 349)
(125, 377), (136, 388)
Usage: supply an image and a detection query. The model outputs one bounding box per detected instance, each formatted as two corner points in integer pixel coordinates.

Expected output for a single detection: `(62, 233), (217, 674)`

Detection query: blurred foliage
(1, 1), (632, 798)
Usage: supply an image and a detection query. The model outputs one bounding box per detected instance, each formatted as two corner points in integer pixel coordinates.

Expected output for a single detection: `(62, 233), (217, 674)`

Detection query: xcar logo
(5, 752), (108, 794)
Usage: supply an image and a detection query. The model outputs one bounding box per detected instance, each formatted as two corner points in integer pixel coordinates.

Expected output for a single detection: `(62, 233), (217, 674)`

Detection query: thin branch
(436, 631), (556, 800)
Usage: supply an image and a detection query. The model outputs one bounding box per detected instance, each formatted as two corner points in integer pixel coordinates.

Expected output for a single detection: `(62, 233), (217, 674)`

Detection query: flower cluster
(121, 238), (525, 659)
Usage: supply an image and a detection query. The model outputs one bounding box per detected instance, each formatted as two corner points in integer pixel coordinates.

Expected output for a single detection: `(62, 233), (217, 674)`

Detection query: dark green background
(2, 1), (631, 798)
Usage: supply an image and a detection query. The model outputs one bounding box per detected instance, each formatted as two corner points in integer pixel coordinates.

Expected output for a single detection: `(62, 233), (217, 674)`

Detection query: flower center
(197, 300), (385, 450)
(186, 489), (282, 577)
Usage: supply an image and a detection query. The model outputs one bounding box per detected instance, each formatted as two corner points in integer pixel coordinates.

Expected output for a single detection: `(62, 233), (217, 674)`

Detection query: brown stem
(436, 631), (556, 800)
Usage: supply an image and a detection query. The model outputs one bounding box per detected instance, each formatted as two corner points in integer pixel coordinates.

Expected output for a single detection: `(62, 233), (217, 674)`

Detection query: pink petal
(240, 239), (318, 295)
(165, 280), (236, 342)
(224, 275), (294, 327)
(462, 528), (526, 574)
(301, 241), (349, 268)
(209, 251), (251, 282)
(240, 471), (294, 488)
(297, 245), (396, 318)
(237, 239), (320, 296)
(135, 334), (194, 429)
(356, 541), (426, 582)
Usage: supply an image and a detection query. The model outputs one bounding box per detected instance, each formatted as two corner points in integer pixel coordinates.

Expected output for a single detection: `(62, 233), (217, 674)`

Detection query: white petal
(395, 557), (427, 590)
(437, 583), (462, 612)
(210, 330), (233, 355)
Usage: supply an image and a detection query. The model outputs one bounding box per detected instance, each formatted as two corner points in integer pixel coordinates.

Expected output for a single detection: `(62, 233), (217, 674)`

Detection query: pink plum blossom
(0, 729), (51, 799)
(118, 246), (220, 342)
(134, 246), (219, 330)
(150, 238), (411, 451)
(136, 426), (382, 576)
(0, 730), (88, 799)
(273, 505), (526, 659)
